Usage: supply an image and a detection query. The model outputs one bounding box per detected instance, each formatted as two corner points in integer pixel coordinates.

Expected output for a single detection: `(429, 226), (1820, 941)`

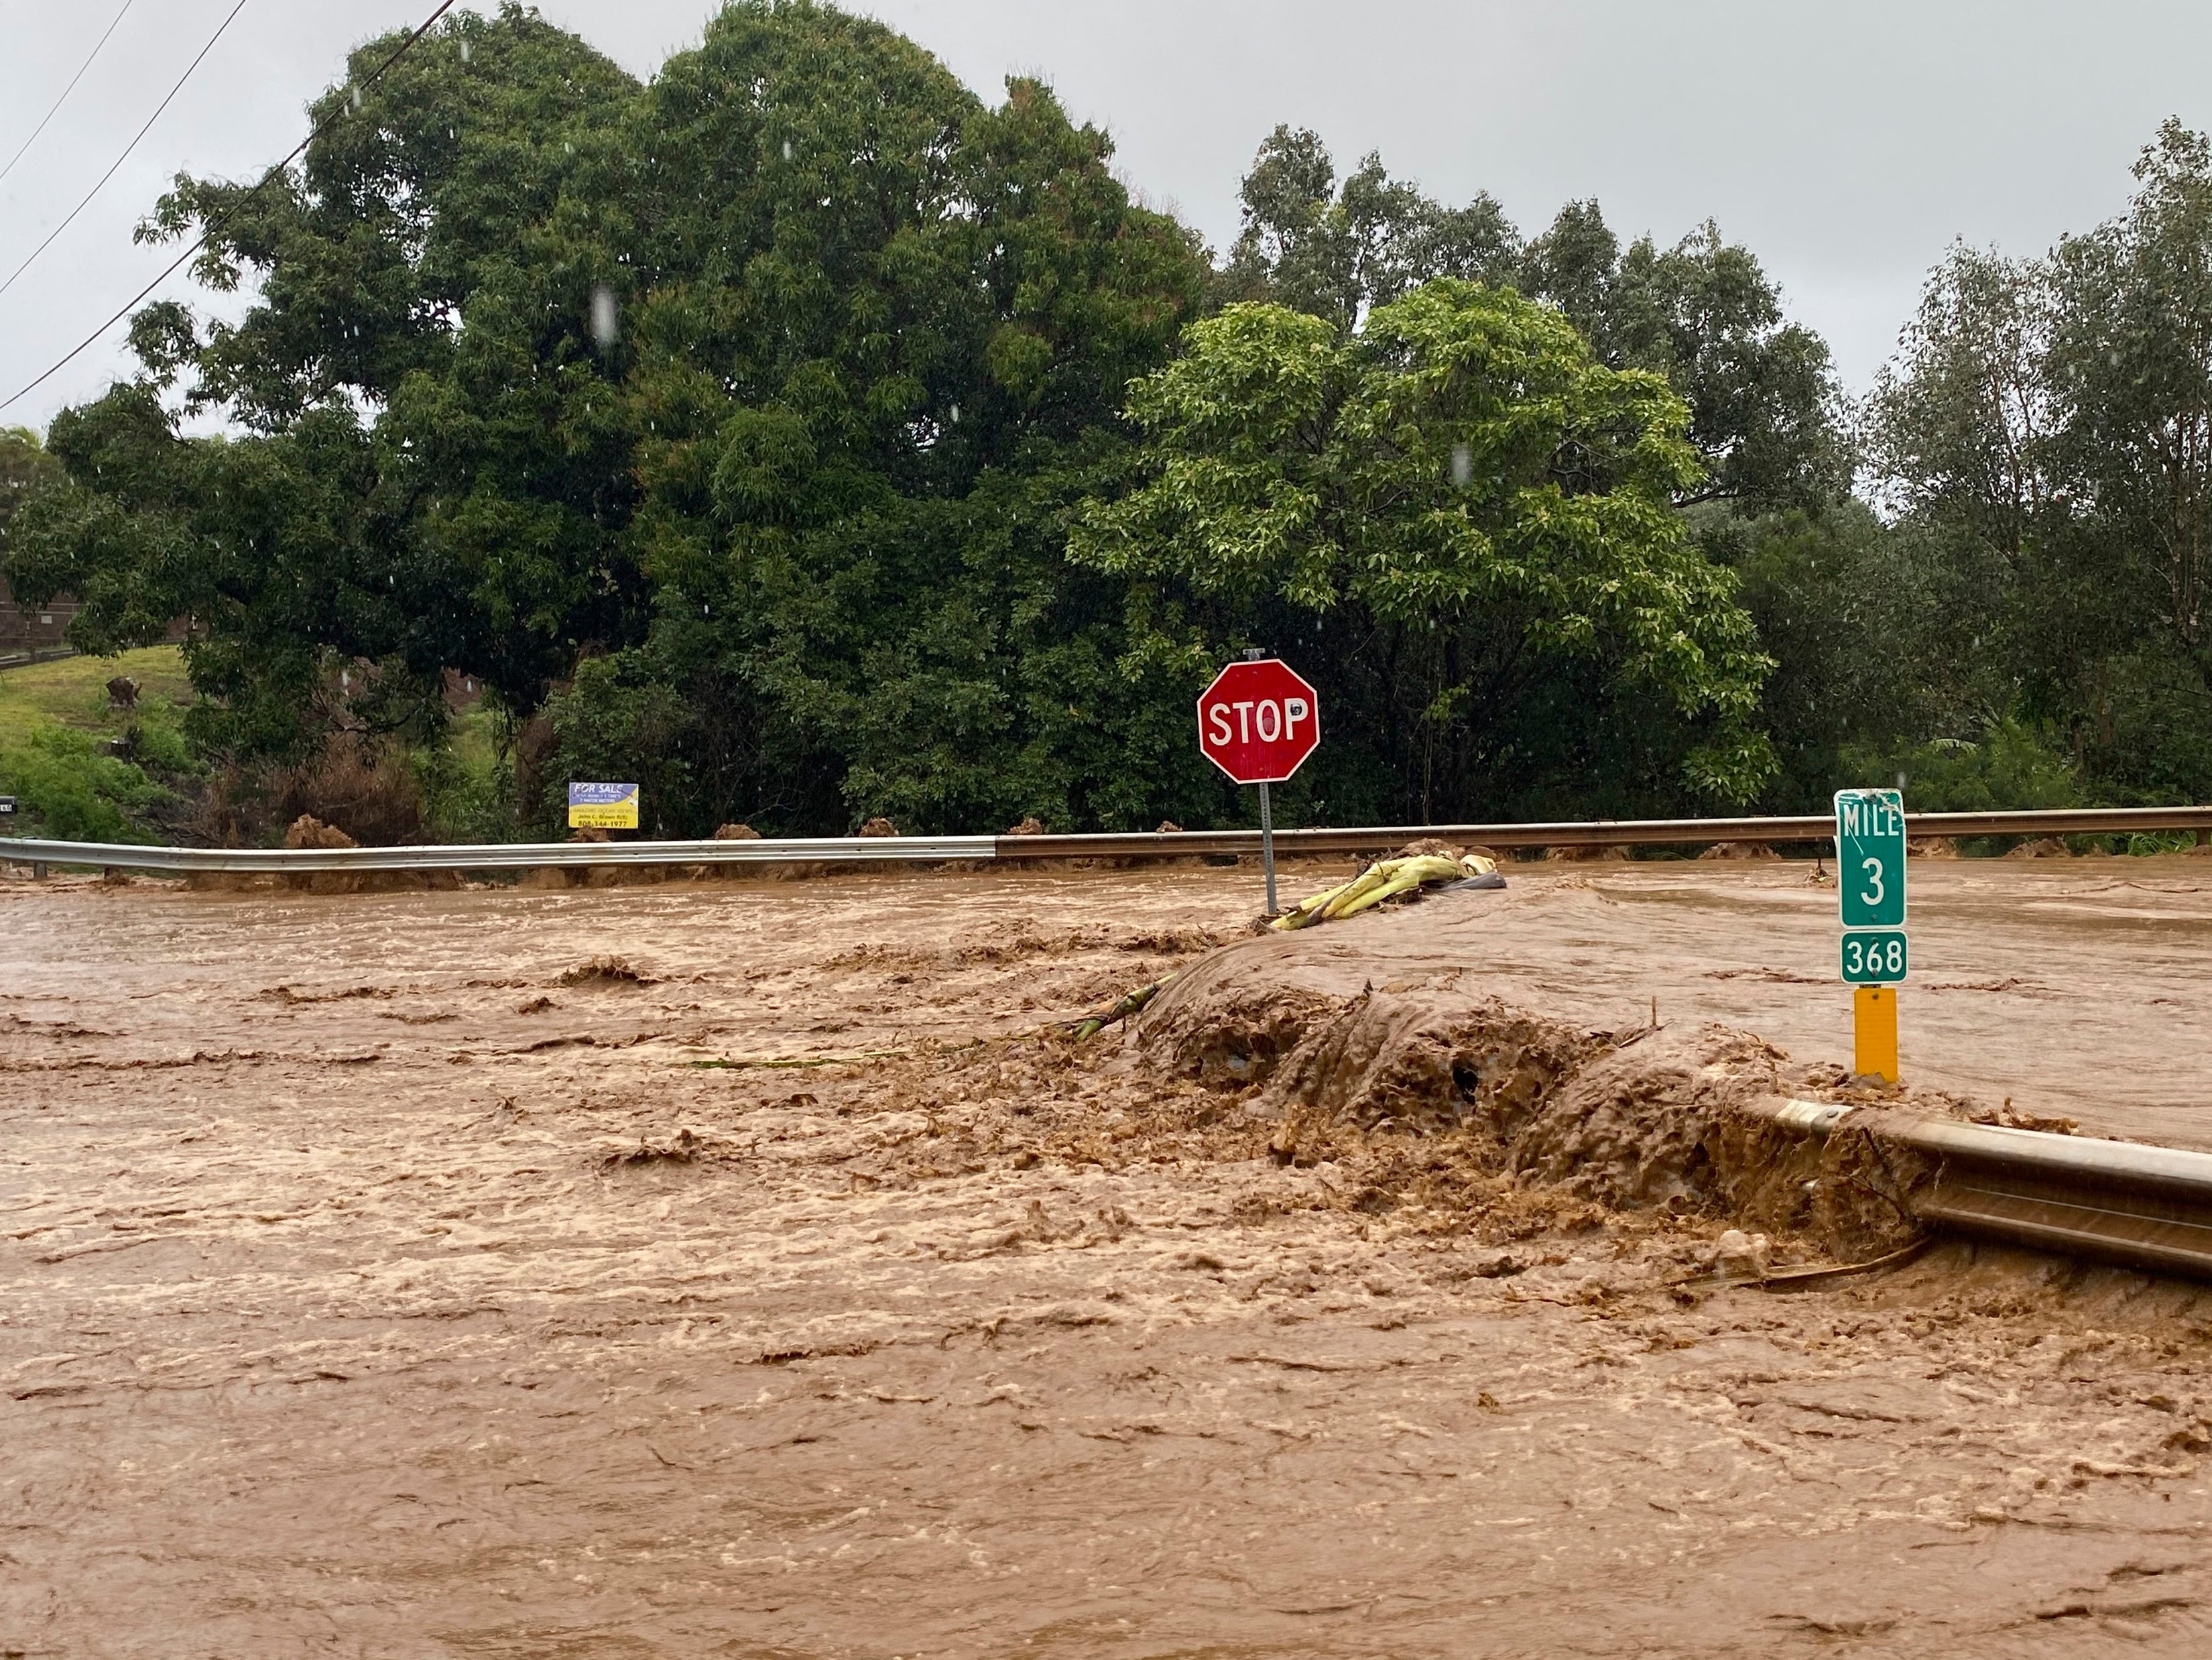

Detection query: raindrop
(459, 38), (472, 63)
(948, 404), (960, 424)
(350, 84), (363, 111)
(590, 285), (620, 348)
(782, 137), (793, 162)
(1450, 443), (1473, 488)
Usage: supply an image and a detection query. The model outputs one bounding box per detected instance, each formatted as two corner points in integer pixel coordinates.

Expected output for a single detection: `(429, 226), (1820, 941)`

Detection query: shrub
(0, 726), (168, 842)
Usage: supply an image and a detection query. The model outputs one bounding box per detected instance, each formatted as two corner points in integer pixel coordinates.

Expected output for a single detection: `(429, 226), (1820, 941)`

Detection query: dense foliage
(1074, 287), (1774, 820)
(1823, 118), (2212, 809)
(12, 3), (2212, 840)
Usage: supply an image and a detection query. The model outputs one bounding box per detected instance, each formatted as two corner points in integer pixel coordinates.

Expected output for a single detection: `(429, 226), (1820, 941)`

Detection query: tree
(7, 5), (648, 767)
(0, 426), (60, 564)
(576, 9), (1211, 833)
(1863, 120), (2212, 802)
(1219, 129), (1842, 513)
(2046, 119), (2212, 695)
(9, 2), (1212, 833)
(1074, 283), (1776, 819)
(1865, 242), (2058, 560)
(1217, 125), (1517, 329)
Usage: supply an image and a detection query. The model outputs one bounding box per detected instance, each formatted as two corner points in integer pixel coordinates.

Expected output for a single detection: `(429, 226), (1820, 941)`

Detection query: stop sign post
(1197, 654), (1320, 914)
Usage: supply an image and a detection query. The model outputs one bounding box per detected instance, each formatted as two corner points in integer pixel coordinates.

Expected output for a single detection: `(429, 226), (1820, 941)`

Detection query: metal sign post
(1196, 653), (1320, 916)
(1835, 787), (1908, 1082)
(1257, 778), (1276, 914)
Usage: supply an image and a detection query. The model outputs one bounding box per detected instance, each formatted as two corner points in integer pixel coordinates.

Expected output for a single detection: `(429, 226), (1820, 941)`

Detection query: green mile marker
(1834, 787), (1908, 1081)
(1835, 786), (1906, 929)
(1839, 929), (1908, 985)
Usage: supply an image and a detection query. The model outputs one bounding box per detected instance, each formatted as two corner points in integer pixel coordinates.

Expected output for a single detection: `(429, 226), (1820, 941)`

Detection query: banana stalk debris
(1268, 852), (1501, 931)
(1064, 852), (1499, 1041)
(1060, 973), (1175, 1041)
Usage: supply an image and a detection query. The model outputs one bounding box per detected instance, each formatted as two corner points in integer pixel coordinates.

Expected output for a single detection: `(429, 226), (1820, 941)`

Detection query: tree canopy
(1851, 118), (2212, 806)
(1075, 286), (1774, 819)
(1217, 126), (1843, 514)
(5, 1), (2002, 844)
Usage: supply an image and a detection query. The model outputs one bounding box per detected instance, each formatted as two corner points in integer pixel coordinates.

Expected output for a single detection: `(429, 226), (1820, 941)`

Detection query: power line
(0, 0), (139, 191)
(0, 0), (459, 418)
(0, 0), (249, 302)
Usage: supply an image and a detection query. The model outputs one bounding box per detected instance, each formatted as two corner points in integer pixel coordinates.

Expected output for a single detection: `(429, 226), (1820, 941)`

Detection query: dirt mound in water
(555, 954), (654, 987)
(1131, 916), (1939, 1258)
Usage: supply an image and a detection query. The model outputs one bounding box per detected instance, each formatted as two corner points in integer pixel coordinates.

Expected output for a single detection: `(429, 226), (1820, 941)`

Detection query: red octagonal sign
(1197, 658), (1320, 785)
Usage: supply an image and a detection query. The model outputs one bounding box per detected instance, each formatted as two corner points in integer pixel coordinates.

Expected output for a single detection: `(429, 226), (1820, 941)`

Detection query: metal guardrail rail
(0, 834), (997, 874)
(1749, 1097), (2212, 1281)
(3, 804), (2210, 875)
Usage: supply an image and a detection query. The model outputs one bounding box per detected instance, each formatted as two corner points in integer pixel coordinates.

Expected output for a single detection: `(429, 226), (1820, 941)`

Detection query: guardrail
(1749, 1096), (2212, 1281)
(3, 804), (2209, 876)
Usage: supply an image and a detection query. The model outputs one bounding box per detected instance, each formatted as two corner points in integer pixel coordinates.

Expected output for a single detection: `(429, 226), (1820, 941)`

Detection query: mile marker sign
(1835, 786), (1907, 1083)
(1835, 787), (1906, 933)
(1198, 656), (1320, 916)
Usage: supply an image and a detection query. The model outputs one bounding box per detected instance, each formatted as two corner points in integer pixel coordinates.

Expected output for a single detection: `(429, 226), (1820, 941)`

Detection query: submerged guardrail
(3, 804), (2211, 876)
(1748, 1097), (2212, 1281)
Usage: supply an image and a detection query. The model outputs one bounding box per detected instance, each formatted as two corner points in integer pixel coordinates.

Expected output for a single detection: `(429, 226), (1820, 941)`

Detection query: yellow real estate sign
(567, 781), (639, 830)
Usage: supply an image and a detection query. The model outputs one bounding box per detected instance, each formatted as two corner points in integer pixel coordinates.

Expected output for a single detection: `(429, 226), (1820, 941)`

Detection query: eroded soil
(7, 857), (2212, 1658)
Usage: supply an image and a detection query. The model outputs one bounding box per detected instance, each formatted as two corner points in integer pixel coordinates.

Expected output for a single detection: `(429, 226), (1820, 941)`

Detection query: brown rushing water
(7, 855), (2212, 1657)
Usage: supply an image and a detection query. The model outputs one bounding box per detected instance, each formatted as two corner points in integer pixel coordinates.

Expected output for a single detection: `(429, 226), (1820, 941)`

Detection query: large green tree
(572, 7), (1210, 833)
(9, 5), (646, 762)
(1863, 119), (2212, 804)
(7, 2), (1211, 833)
(1217, 127), (1843, 514)
(0, 427), (60, 566)
(1074, 284), (1776, 821)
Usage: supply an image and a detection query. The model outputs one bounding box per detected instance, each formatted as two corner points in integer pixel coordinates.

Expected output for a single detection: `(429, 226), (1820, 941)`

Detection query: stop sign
(1197, 658), (1320, 784)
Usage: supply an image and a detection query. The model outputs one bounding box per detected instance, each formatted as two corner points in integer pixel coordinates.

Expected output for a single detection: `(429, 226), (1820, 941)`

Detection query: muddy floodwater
(8, 855), (2212, 1657)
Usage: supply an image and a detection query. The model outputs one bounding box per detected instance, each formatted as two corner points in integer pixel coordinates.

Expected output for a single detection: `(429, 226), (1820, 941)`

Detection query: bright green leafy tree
(1074, 284), (1776, 821)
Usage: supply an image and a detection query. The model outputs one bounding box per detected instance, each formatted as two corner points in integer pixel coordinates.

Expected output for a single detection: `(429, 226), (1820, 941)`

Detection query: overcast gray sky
(0, 1), (2201, 430)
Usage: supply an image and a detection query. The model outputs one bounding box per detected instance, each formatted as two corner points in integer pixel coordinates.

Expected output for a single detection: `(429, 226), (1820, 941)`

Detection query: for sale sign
(568, 781), (639, 830)
(1196, 658), (1320, 785)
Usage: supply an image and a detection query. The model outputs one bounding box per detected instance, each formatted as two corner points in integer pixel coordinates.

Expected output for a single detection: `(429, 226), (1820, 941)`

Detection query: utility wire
(0, 0), (139, 191)
(1, 0), (251, 304)
(0, 0), (458, 417)
(0, 0), (249, 302)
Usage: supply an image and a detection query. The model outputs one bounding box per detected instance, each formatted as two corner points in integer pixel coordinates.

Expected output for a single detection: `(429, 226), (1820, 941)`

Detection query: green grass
(0, 646), (201, 841)
(0, 646), (193, 731)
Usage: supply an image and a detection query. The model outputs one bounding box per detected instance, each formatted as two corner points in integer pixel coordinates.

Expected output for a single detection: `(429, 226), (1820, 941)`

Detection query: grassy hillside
(0, 648), (201, 841)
